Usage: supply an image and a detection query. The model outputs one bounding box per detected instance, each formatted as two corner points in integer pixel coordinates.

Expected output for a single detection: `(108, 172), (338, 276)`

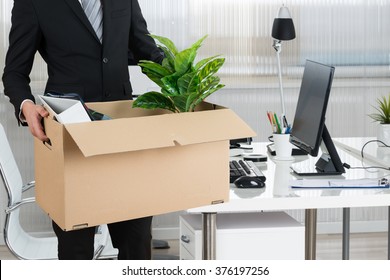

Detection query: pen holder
(273, 133), (293, 160)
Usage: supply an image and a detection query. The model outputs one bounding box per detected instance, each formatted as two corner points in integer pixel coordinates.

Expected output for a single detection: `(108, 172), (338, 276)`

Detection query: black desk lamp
(272, 5), (296, 120)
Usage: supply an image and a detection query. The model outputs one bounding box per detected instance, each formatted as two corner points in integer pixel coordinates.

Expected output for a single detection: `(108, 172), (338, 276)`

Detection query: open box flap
(63, 108), (255, 157)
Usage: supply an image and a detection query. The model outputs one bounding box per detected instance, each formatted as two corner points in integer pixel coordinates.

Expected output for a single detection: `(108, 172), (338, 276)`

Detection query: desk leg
(305, 209), (317, 260)
(202, 212), (217, 260)
(342, 208), (350, 260)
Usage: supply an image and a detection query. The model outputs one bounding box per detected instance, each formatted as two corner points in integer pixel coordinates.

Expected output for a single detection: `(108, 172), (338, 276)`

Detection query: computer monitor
(290, 60), (345, 176)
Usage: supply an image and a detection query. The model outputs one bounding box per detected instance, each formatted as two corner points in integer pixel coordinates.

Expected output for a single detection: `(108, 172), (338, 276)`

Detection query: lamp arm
(273, 40), (286, 117)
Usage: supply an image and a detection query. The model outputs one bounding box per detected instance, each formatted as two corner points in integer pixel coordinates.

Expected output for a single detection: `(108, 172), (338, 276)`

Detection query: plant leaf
(171, 95), (190, 112)
(185, 92), (199, 112)
(191, 35), (208, 51)
(138, 61), (172, 88)
(161, 74), (180, 95)
(150, 34), (179, 55)
(139, 68), (164, 88)
(162, 57), (175, 73)
(198, 76), (220, 94)
(194, 55), (220, 70)
(369, 95), (390, 124)
(190, 84), (225, 111)
(132, 91), (177, 112)
(158, 46), (176, 72)
(197, 58), (225, 85)
(174, 35), (208, 76)
(185, 58), (225, 111)
(139, 60), (172, 77)
(177, 72), (198, 95)
(134, 34), (225, 113)
(174, 48), (196, 76)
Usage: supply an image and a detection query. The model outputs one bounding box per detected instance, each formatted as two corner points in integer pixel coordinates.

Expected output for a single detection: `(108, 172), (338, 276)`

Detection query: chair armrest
(22, 181), (35, 193)
(5, 197), (36, 214)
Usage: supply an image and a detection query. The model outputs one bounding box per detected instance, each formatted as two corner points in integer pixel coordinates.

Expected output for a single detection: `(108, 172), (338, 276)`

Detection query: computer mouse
(234, 176), (265, 188)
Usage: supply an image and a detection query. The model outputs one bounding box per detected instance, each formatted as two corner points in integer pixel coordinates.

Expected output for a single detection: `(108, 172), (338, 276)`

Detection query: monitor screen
(290, 60), (335, 157)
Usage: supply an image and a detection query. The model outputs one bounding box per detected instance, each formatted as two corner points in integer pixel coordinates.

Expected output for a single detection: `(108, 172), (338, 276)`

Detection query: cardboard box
(35, 100), (255, 231)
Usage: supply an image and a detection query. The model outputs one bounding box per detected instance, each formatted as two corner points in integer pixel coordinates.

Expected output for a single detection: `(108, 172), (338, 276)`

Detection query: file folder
(38, 95), (91, 124)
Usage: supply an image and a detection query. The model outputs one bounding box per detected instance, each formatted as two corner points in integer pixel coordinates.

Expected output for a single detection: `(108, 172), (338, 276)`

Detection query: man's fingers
(29, 116), (49, 142)
(36, 105), (49, 118)
(23, 103), (50, 142)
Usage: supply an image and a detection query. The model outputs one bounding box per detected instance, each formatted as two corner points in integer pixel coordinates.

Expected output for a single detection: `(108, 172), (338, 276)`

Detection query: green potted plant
(132, 34), (225, 113)
(369, 94), (390, 146)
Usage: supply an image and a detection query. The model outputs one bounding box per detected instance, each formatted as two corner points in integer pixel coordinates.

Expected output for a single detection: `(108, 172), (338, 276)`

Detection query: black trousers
(52, 216), (153, 260)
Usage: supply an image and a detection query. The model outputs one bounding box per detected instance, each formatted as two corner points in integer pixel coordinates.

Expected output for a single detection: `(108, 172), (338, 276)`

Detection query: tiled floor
(1, 232), (388, 260)
(316, 232), (388, 260)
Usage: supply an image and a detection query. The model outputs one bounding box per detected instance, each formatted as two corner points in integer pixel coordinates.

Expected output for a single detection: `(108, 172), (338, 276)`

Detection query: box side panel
(61, 128), (90, 230)
(59, 141), (229, 231)
(35, 117), (66, 227)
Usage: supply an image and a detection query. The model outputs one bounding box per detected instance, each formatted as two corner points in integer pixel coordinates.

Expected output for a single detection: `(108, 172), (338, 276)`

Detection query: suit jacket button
(105, 91), (111, 97)
(103, 57), (109, 63)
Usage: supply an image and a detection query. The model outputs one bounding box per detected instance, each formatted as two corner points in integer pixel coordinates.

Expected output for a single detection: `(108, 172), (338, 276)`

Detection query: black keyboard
(229, 160), (266, 183)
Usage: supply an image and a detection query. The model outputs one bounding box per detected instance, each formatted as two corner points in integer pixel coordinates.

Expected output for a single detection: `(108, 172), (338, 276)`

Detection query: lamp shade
(271, 6), (296, 41)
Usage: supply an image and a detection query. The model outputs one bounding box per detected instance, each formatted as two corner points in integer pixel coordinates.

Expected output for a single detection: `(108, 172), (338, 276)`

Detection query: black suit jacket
(2, 0), (163, 120)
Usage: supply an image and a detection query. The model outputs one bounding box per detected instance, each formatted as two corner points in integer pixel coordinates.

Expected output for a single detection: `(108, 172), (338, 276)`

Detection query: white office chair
(0, 123), (118, 259)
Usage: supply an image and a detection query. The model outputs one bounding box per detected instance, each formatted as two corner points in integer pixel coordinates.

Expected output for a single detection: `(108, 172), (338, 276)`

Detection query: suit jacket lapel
(101, 0), (112, 46)
(63, 0), (101, 43)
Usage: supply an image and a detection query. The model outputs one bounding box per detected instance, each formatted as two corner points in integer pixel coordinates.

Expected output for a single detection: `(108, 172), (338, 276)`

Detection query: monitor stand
(291, 125), (345, 176)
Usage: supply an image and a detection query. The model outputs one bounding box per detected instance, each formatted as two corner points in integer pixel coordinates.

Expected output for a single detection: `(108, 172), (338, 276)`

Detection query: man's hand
(22, 101), (50, 142)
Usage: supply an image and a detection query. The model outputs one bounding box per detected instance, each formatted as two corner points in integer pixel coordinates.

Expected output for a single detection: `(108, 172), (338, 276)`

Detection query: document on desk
(290, 178), (390, 189)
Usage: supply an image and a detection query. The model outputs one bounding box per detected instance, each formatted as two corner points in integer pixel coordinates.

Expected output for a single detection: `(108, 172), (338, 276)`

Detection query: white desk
(334, 137), (390, 259)
(334, 137), (390, 167)
(187, 141), (390, 260)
